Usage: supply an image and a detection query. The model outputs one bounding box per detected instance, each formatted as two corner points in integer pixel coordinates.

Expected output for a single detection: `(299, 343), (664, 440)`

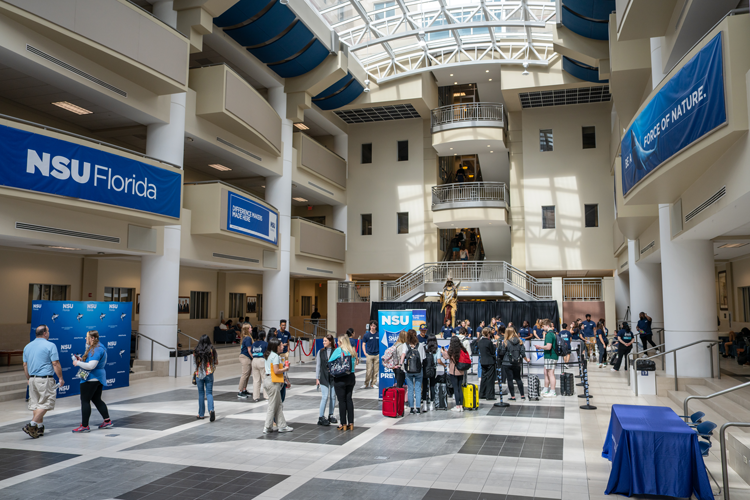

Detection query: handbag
(271, 363), (284, 383)
(191, 372), (197, 385)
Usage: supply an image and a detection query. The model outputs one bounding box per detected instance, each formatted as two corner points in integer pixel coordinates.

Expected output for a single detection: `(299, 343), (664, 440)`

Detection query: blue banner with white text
(0, 124), (182, 218)
(226, 191), (278, 245)
(30, 301), (131, 398)
(377, 309), (426, 398)
(621, 33), (726, 195)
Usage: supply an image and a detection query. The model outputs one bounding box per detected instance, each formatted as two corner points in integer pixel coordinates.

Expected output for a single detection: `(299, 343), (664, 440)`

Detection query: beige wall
(521, 102), (616, 272)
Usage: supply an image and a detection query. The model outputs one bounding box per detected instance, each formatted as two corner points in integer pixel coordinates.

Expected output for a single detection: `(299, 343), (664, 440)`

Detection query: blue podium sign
(621, 33), (726, 196)
(0, 124), (182, 218)
(377, 309), (427, 398)
(226, 191), (278, 245)
(30, 300), (131, 398)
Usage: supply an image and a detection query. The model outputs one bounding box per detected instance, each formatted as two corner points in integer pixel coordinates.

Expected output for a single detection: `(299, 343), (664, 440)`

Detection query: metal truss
(309, 0), (558, 82)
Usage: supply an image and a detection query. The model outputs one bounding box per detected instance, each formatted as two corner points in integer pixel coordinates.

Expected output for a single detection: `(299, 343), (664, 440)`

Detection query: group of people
(448, 228), (479, 261)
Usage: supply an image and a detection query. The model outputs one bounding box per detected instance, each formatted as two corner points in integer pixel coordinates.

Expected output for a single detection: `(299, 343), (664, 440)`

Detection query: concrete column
(650, 38), (667, 89)
(551, 277), (563, 328)
(602, 277), (616, 335)
(628, 239), (663, 332)
(263, 86), (292, 327)
(615, 269), (630, 324)
(327, 280), (338, 334)
(370, 280), (382, 303)
(140, 92), (186, 364)
(658, 205), (718, 378)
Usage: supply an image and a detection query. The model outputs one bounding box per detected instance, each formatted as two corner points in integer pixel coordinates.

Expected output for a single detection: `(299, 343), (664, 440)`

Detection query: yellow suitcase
(462, 383), (478, 410)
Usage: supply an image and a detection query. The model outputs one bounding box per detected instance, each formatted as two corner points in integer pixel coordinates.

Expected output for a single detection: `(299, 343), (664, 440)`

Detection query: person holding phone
(72, 330), (112, 432)
(263, 337), (293, 434)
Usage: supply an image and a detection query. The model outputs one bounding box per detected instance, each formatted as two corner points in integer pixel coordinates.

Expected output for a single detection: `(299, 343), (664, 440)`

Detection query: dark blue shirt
(240, 336), (253, 358)
(251, 340), (267, 358)
(465, 327), (473, 337)
(277, 330), (291, 353)
(518, 327), (531, 340)
(637, 318), (652, 335)
(532, 326), (544, 339)
(582, 320), (596, 338)
(570, 328), (581, 340)
(441, 326), (454, 339)
(417, 333), (428, 344)
(617, 329), (634, 344)
(497, 321), (505, 328)
(362, 332), (379, 355)
(559, 330), (571, 347)
(596, 328), (607, 342)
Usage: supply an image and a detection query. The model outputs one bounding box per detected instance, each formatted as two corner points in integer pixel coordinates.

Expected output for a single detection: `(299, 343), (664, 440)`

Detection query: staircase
(0, 371), (29, 403)
(380, 261), (552, 302)
(215, 345), (242, 368)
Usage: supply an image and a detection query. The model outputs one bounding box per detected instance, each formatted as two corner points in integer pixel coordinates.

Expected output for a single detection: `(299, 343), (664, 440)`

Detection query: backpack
(555, 332), (570, 357)
(423, 352), (437, 378)
(383, 343), (400, 370)
(505, 340), (523, 364)
(455, 350), (472, 371)
(404, 346), (422, 374)
(470, 338), (479, 356)
(328, 351), (352, 377)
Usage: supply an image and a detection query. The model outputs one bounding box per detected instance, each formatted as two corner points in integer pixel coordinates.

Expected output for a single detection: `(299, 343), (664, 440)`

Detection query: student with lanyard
(250, 331), (268, 402)
(637, 312), (658, 352)
(440, 318), (454, 340)
(559, 324), (572, 366)
(611, 322), (635, 372)
(596, 319), (609, 368)
(581, 314), (597, 361)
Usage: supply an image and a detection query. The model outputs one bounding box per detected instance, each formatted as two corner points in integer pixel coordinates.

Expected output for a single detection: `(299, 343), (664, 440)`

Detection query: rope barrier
(299, 339), (314, 357)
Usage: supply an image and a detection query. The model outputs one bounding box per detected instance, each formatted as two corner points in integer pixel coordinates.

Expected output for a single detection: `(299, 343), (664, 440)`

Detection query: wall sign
(0, 124), (182, 218)
(621, 33), (727, 196)
(226, 191), (278, 245)
(377, 309), (426, 398)
(30, 300), (131, 398)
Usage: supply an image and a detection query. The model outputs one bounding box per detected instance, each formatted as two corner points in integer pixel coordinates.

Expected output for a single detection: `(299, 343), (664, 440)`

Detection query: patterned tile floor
(0, 358), (749, 500)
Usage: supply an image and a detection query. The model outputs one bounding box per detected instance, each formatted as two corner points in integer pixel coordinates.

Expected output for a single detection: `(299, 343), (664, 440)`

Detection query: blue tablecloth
(602, 404), (714, 499)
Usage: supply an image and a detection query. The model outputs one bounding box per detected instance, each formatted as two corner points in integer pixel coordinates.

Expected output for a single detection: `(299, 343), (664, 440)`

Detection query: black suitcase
(435, 383), (449, 410)
(560, 372), (574, 396)
(636, 359), (656, 371)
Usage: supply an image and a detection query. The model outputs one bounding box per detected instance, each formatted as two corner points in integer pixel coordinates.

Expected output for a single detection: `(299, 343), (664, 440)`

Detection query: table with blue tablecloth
(602, 404), (714, 499)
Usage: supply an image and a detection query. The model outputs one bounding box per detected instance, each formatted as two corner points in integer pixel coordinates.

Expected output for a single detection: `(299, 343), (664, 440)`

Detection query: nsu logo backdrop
(377, 310), (426, 398)
(30, 301), (132, 398)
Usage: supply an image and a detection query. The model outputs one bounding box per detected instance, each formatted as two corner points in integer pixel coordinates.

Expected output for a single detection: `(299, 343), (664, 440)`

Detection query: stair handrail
(134, 331), (177, 377)
(684, 381), (750, 426)
(719, 422), (750, 499)
(177, 330), (200, 352)
(629, 339), (720, 396)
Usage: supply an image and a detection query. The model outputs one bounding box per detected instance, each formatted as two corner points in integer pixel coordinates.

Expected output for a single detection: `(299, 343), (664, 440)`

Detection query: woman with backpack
(315, 334), (337, 426)
(478, 327), (497, 400)
(421, 335), (439, 411)
(498, 327), (530, 401)
(400, 329), (426, 414)
(442, 336), (470, 412)
(193, 335), (218, 421)
(329, 335), (358, 430)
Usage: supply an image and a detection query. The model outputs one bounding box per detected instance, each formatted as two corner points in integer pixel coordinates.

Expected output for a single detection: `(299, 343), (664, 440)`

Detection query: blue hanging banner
(30, 300), (132, 398)
(0, 124), (182, 218)
(377, 309), (427, 398)
(226, 191), (278, 245)
(621, 33), (727, 196)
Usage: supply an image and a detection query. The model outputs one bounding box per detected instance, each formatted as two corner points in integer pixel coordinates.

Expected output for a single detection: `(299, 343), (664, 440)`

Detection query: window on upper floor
(397, 140), (409, 161)
(397, 212), (409, 234)
(585, 204), (599, 227)
(361, 214), (372, 235)
(540, 129), (553, 152)
(542, 206), (556, 229)
(582, 126), (596, 149)
(362, 143), (372, 164)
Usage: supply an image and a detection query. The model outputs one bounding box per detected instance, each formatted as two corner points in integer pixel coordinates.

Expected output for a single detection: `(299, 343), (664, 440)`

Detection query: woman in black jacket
(315, 334), (338, 426)
(497, 327), (530, 401)
(478, 327), (497, 400)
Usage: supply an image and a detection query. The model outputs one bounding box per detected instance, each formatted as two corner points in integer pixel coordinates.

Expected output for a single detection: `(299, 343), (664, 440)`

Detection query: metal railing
(338, 281), (371, 302)
(177, 330), (199, 352)
(431, 182), (508, 209)
(563, 278), (602, 301)
(134, 332), (178, 378)
(430, 102), (504, 132)
(630, 339), (721, 396)
(684, 381), (750, 428)
(380, 261), (552, 301)
(720, 421), (750, 499)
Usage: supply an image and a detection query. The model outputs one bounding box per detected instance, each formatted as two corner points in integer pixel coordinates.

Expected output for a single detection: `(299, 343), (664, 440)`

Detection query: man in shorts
(22, 325), (63, 438)
(535, 319), (558, 398)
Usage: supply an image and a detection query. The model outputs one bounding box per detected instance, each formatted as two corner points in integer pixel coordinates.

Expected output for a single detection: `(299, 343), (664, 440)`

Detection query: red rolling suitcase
(382, 387), (406, 418)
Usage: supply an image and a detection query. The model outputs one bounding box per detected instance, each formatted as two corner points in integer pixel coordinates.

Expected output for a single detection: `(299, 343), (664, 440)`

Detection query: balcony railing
(430, 103), (505, 133)
(432, 182), (508, 211)
(338, 282), (371, 303)
(563, 278), (603, 301)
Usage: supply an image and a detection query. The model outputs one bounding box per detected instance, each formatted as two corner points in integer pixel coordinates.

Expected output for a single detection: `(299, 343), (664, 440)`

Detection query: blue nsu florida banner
(226, 191), (278, 245)
(377, 309), (426, 398)
(0, 123), (182, 218)
(621, 33), (727, 196)
(30, 301), (132, 398)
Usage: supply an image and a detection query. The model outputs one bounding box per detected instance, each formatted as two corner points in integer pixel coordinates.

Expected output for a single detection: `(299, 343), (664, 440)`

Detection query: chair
(695, 421), (721, 494)
(677, 410), (705, 427)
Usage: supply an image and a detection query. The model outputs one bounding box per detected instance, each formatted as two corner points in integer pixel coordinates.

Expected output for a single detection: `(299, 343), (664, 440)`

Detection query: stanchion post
(576, 344), (585, 387)
(579, 358), (597, 410)
(494, 365), (509, 408)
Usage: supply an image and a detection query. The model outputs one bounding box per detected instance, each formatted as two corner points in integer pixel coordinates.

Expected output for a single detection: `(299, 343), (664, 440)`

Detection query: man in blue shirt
(637, 312), (658, 352)
(612, 322), (635, 371)
(417, 324), (429, 344)
(464, 320), (473, 338)
(581, 314), (597, 361)
(440, 318), (454, 339)
(362, 321), (380, 389)
(23, 325), (63, 439)
(559, 324), (572, 364)
(277, 320), (292, 362)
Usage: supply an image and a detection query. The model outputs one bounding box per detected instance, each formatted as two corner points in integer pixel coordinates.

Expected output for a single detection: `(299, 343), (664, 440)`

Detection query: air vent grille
(26, 45), (127, 97)
(216, 137), (261, 161)
(307, 267), (333, 274)
(212, 253), (259, 263)
(640, 241), (655, 254)
(308, 181), (334, 196)
(519, 86), (610, 109)
(15, 222), (120, 243)
(334, 104), (421, 124)
(620, 261), (628, 269)
(685, 186), (726, 223)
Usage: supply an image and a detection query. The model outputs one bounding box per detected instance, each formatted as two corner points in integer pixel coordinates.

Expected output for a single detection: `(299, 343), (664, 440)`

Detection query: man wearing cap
(417, 324), (429, 344)
(22, 324), (63, 438)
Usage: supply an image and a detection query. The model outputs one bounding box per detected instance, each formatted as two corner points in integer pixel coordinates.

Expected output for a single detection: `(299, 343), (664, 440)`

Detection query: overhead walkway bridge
(381, 261), (552, 302)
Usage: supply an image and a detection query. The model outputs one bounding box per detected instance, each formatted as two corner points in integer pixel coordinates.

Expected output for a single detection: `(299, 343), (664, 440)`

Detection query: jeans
(333, 373), (356, 425)
(501, 364), (524, 398)
(449, 374), (463, 406)
(365, 354), (379, 387)
(405, 372), (423, 408)
(597, 339), (608, 364)
(319, 383), (335, 417)
(80, 381), (109, 427)
(197, 373), (214, 417)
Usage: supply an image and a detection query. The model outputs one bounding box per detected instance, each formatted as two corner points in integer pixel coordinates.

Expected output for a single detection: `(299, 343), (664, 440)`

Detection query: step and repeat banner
(377, 309), (426, 398)
(30, 300), (131, 398)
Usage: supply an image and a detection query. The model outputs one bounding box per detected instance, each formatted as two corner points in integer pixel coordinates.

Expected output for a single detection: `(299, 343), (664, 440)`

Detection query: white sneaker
(598, 364), (603, 368)
(263, 427), (271, 434)
(544, 392), (557, 398)
(451, 406), (462, 413)
(360, 385), (368, 389)
(460, 406), (464, 412)
(278, 426), (294, 433)
(610, 368), (617, 372)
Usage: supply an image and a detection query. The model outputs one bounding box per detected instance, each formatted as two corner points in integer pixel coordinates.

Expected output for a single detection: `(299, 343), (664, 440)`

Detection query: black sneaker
(410, 408), (415, 414)
(37, 426), (44, 436)
(22, 424), (39, 439)
(237, 392), (248, 399)
(209, 411), (216, 422)
(415, 408), (421, 414)
(317, 417), (330, 426)
(328, 415), (337, 424)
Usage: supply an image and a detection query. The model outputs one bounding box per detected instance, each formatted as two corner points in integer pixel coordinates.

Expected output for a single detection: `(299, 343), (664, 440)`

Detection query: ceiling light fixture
(51, 101), (92, 115)
(450, 148), (453, 150)
(450, 74), (453, 77)
(292, 197), (308, 202)
(208, 163), (232, 171)
(490, 151), (494, 153)
(522, 62), (529, 76)
(488, 79), (492, 81)
(454, 82), (458, 85)
(486, 70), (489, 73)
(294, 123), (310, 130)
(363, 78), (371, 93)
(43, 245), (82, 251)
(718, 243), (750, 249)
